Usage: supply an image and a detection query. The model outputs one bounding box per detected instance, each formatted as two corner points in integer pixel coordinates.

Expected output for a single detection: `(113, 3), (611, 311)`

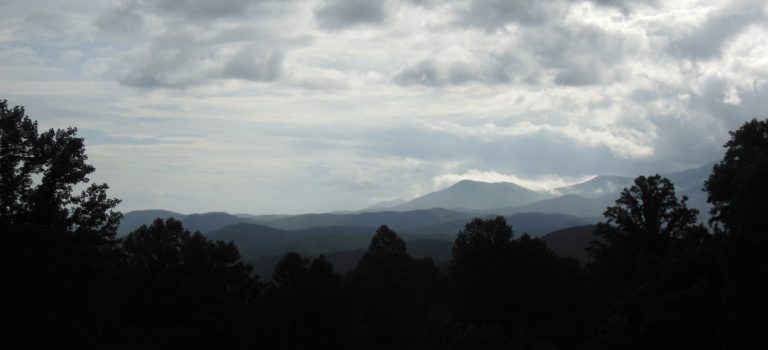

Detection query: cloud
(153, 0), (258, 20)
(527, 21), (642, 86)
(426, 121), (655, 159)
(94, 0), (144, 35)
(455, 0), (568, 29)
(222, 47), (283, 82)
(432, 169), (594, 192)
(118, 40), (284, 88)
(0, 46), (43, 65)
(3, 0), (766, 213)
(667, 0), (766, 60)
(393, 47), (518, 86)
(315, 0), (387, 29)
(589, 0), (657, 12)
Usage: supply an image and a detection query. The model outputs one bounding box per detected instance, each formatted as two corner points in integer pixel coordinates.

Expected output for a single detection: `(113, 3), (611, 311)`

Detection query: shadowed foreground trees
(588, 175), (703, 291)
(120, 218), (260, 348)
(706, 118), (768, 348)
(587, 175), (721, 349)
(4, 99), (768, 349)
(449, 217), (590, 349)
(1, 100), (122, 348)
(346, 225), (444, 349)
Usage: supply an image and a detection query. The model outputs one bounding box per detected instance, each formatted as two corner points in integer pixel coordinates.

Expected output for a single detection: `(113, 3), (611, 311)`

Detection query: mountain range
(117, 162), (715, 277)
(369, 162), (713, 217)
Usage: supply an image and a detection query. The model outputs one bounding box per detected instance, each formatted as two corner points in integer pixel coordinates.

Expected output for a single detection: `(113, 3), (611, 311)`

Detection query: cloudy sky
(1, 0), (766, 214)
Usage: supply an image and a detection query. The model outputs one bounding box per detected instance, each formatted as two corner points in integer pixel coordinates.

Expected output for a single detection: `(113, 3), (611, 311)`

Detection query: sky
(1, 0), (767, 214)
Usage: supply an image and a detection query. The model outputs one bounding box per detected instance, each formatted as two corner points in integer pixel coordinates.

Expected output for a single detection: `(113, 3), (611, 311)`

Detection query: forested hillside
(3, 100), (767, 349)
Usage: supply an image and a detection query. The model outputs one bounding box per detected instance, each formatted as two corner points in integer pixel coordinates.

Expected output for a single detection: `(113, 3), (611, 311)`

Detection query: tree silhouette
(449, 216), (513, 326)
(449, 217), (586, 349)
(705, 118), (768, 348)
(706, 119), (768, 233)
(587, 175), (720, 349)
(588, 175), (700, 290)
(0, 99), (122, 348)
(264, 252), (346, 349)
(0, 100), (121, 237)
(121, 218), (260, 348)
(347, 225), (442, 349)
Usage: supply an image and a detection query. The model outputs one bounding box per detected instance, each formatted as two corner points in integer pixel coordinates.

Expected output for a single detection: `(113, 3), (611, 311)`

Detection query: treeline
(2, 99), (767, 349)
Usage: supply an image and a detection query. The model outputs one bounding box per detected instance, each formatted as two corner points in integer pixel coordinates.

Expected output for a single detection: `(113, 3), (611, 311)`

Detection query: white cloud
(1, 0), (764, 213)
(432, 169), (594, 193)
(426, 121), (655, 159)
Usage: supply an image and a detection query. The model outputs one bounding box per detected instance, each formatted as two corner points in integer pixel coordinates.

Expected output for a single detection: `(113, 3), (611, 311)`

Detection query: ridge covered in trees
(2, 99), (767, 349)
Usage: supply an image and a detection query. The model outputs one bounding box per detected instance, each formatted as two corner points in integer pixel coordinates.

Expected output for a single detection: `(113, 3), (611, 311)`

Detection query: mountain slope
(391, 180), (550, 211)
(118, 209), (185, 235)
(118, 210), (266, 236)
(268, 208), (473, 231)
(501, 194), (616, 218)
(554, 175), (633, 198)
(409, 212), (592, 238)
(540, 225), (598, 263)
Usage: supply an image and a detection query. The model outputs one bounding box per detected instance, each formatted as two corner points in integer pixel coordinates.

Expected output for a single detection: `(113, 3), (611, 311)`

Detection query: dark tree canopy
(121, 218), (260, 348)
(597, 175), (698, 255)
(4, 98), (763, 350)
(123, 218), (258, 298)
(0, 99), (121, 243)
(354, 225), (412, 276)
(705, 118), (768, 348)
(588, 175), (702, 292)
(589, 175), (699, 270)
(587, 175), (721, 349)
(1, 99), (122, 348)
(706, 118), (768, 233)
(448, 217), (587, 348)
(265, 252), (346, 349)
(452, 216), (513, 264)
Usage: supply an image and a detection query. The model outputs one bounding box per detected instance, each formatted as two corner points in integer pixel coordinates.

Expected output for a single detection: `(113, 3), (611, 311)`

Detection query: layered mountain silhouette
(389, 180), (549, 211)
(117, 162), (715, 276)
(372, 162), (713, 218)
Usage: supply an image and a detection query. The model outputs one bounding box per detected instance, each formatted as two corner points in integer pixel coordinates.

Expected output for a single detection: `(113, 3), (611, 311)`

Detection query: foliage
(587, 175), (720, 349)
(0, 99), (122, 348)
(705, 118), (768, 348)
(449, 217), (589, 349)
(0, 100), (121, 240)
(119, 218), (259, 348)
(706, 119), (768, 233)
(588, 175), (701, 289)
(346, 225), (444, 349)
(262, 252), (346, 349)
(5, 99), (767, 350)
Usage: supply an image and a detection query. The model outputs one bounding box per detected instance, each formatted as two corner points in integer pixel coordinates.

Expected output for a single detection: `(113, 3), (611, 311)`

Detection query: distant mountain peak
(390, 178), (550, 212)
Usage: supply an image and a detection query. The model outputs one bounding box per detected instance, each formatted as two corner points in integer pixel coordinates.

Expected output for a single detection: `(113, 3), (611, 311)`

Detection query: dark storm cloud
(119, 42), (284, 88)
(94, 1), (144, 35)
(222, 48), (283, 82)
(153, 0), (257, 20)
(14, 10), (76, 39)
(4, 0), (767, 212)
(393, 60), (441, 86)
(553, 64), (601, 86)
(528, 23), (638, 86)
(455, 0), (567, 30)
(648, 112), (726, 168)
(108, 0), (300, 89)
(589, 0), (657, 12)
(315, 0), (387, 29)
(667, 0), (765, 60)
(346, 122), (657, 177)
(392, 55), (516, 86)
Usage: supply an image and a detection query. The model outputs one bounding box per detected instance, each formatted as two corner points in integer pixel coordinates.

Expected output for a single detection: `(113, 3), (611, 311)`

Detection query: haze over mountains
(118, 162), (714, 274)
(371, 162), (713, 216)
